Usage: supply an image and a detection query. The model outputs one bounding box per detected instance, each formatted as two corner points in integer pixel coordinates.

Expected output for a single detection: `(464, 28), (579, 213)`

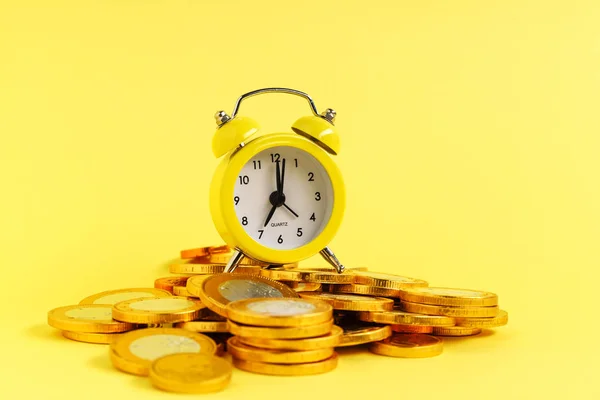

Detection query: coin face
(129, 298), (196, 312)
(150, 353), (232, 394)
(246, 299), (316, 316)
(129, 334), (202, 360)
(64, 306), (113, 320)
(218, 279), (284, 302)
(79, 288), (171, 305)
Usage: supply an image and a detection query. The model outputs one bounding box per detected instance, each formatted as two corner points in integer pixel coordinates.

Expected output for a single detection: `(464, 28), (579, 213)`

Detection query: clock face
(233, 146), (334, 250)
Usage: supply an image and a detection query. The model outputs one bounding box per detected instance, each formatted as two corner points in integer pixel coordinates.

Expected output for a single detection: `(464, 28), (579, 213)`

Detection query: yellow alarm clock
(208, 88), (346, 274)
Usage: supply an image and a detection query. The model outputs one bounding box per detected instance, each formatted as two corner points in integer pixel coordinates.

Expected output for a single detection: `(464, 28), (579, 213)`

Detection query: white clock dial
(233, 146), (334, 250)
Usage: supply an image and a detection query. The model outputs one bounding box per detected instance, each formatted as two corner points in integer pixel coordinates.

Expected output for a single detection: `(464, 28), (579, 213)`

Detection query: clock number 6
(277, 235), (284, 244)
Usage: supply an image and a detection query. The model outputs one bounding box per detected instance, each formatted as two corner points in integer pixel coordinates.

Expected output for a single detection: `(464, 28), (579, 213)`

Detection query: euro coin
(180, 245), (231, 259)
(455, 310), (508, 328)
(238, 326), (342, 351)
(259, 268), (304, 282)
(369, 334), (443, 358)
(398, 287), (498, 307)
(149, 353), (232, 394)
(227, 319), (334, 340)
(432, 326), (482, 336)
(79, 288), (171, 305)
(187, 273), (299, 317)
(172, 286), (196, 297)
(337, 324), (392, 347)
(227, 337), (334, 364)
(232, 353), (338, 376)
(226, 298), (332, 327)
(154, 277), (190, 293)
(391, 324), (434, 334)
(328, 284), (402, 298)
(175, 321), (229, 333)
(169, 262), (260, 275)
(48, 304), (137, 333)
(110, 328), (217, 376)
(284, 282), (322, 292)
(62, 330), (122, 344)
(359, 310), (455, 326)
(298, 292), (394, 311)
(112, 296), (206, 324)
(352, 272), (428, 289)
(296, 270), (356, 284)
(400, 301), (499, 318)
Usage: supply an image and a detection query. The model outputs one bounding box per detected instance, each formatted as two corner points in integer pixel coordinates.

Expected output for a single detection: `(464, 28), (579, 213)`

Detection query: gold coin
(227, 337), (334, 364)
(154, 277), (190, 293)
(238, 326), (342, 351)
(400, 301), (499, 318)
(329, 283), (401, 298)
(226, 297), (332, 327)
(259, 268), (304, 282)
(391, 324), (434, 334)
(180, 245), (231, 259)
(192, 253), (267, 266)
(112, 297), (206, 324)
(369, 334), (443, 358)
(169, 262), (261, 275)
(359, 309), (455, 326)
(455, 309), (508, 328)
(62, 330), (122, 344)
(432, 326), (482, 336)
(79, 288), (172, 305)
(337, 323), (391, 347)
(398, 287), (498, 307)
(296, 270), (356, 284)
(188, 273), (299, 317)
(48, 304), (137, 333)
(297, 266), (368, 272)
(352, 271), (428, 289)
(174, 321), (229, 333)
(298, 292), (394, 311)
(149, 353), (232, 394)
(172, 286), (196, 297)
(227, 319), (334, 339)
(110, 328), (217, 376)
(284, 282), (322, 292)
(232, 353), (338, 376)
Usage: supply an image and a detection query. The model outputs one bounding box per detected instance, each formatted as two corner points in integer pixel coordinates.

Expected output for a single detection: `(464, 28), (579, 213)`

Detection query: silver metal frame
(230, 87), (320, 118)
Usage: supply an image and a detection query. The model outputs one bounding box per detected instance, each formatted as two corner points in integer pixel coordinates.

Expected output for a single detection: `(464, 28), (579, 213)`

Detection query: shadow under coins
(25, 323), (65, 343)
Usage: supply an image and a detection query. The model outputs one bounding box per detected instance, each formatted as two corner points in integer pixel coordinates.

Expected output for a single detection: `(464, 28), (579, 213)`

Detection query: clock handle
(320, 247), (346, 274)
(230, 87), (320, 118)
(224, 249), (246, 273)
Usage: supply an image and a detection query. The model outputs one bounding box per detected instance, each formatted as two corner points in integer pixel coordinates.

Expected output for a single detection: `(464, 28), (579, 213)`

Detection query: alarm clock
(208, 88), (346, 274)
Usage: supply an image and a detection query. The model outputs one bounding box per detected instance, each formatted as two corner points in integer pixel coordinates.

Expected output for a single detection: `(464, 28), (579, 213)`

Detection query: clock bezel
(209, 133), (345, 264)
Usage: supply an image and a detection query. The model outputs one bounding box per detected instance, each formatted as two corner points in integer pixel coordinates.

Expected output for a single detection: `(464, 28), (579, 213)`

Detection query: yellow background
(1, 0), (598, 398)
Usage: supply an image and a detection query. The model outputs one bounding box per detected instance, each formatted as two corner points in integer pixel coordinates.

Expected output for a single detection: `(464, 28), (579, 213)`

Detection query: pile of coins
(47, 244), (508, 394)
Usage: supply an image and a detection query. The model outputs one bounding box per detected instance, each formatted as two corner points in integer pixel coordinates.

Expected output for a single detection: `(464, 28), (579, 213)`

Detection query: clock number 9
(234, 196), (240, 205)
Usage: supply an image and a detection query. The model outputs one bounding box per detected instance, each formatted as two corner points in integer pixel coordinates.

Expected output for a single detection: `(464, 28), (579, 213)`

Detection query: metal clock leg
(224, 249), (245, 273)
(319, 247), (346, 274)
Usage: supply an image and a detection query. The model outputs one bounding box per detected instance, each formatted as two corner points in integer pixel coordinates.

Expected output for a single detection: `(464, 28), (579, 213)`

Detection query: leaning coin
(336, 323), (392, 347)
(188, 273), (298, 317)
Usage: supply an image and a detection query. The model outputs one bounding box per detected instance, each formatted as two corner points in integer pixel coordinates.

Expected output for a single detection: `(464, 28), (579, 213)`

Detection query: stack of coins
(225, 297), (340, 376)
(47, 243), (509, 392)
